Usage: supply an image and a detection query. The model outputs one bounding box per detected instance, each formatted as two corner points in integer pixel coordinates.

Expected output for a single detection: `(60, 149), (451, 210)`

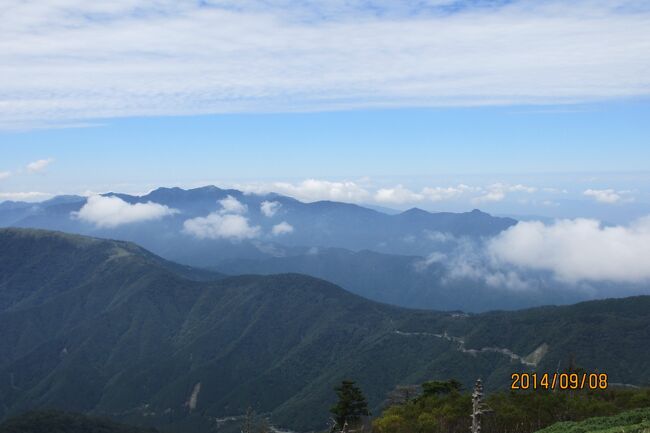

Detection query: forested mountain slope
(1, 228), (648, 432)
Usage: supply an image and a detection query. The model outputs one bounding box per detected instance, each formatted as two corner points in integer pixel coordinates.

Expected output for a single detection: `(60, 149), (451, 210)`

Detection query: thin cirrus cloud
(72, 195), (178, 228)
(2, 0), (650, 129)
(0, 171), (11, 180)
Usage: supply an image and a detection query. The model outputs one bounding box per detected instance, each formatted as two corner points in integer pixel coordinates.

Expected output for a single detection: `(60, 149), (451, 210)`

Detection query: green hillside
(372, 380), (650, 433)
(536, 407), (650, 433)
(1, 228), (649, 432)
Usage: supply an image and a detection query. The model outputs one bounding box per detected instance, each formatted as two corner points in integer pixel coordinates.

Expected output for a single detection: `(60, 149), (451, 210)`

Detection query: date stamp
(511, 373), (608, 390)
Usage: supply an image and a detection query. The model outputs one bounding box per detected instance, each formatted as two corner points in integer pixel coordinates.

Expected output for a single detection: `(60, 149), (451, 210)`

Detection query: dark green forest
(373, 380), (650, 433)
(1, 228), (649, 432)
(0, 411), (158, 433)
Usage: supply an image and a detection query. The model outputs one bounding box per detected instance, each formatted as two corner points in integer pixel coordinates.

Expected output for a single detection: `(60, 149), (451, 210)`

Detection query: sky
(2, 0), (650, 222)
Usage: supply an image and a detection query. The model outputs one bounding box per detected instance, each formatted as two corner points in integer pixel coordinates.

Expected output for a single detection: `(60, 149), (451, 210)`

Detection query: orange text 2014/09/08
(510, 373), (609, 390)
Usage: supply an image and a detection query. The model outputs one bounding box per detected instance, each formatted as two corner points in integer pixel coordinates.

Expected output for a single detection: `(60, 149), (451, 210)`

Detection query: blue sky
(2, 0), (649, 222)
(4, 102), (650, 178)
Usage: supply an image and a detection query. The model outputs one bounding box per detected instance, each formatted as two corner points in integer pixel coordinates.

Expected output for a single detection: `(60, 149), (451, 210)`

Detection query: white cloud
(583, 188), (632, 204)
(483, 270), (530, 292)
(414, 251), (447, 271)
(0, 191), (52, 201)
(426, 231), (454, 243)
(374, 185), (423, 204)
(2, 1), (650, 129)
(473, 183), (536, 204)
(0, 171), (11, 180)
(260, 200), (281, 217)
(26, 158), (54, 173)
(422, 185), (475, 201)
(375, 184), (473, 204)
(242, 179), (370, 202)
(72, 195), (178, 228)
(218, 195), (247, 214)
(183, 213), (260, 240)
(183, 194), (262, 239)
(272, 221), (294, 235)
(488, 217), (650, 283)
(473, 190), (506, 203)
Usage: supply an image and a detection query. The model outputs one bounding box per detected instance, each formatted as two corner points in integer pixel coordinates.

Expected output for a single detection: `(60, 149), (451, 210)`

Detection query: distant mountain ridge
(3, 187), (649, 312)
(213, 247), (599, 312)
(1, 228), (649, 432)
(0, 185), (516, 261)
(0, 186), (531, 311)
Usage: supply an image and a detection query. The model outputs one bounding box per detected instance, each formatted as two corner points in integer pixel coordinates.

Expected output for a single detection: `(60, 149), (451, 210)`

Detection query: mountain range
(1, 228), (649, 432)
(0, 186), (515, 263)
(2, 186), (648, 312)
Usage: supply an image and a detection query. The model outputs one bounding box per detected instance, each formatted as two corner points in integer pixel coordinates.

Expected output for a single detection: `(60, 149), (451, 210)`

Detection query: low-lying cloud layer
(583, 188), (633, 204)
(183, 213), (261, 240)
(272, 221), (294, 236)
(242, 179), (371, 203)
(219, 195), (248, 214)
(73, 195), (178, 228)
(183, 195), (260, 240)
(0, 191), (52, 201)
(260, 200), (281, 217)
(416, 215), (650, 289)
(241, 179), (553, 207)
(489, 217), (650, 284)
(374, 184), (476, 204)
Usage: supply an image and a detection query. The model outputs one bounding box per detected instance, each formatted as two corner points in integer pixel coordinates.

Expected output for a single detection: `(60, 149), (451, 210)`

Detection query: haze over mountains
(1, 228), (649, 432)
(0, 185), (515, 259)
(2, 186), (649, 312)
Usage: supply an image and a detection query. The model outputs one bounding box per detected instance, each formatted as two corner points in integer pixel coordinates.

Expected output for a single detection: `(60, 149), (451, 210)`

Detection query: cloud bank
(488, 217), (650, 284)
(0, 191), (52, 201)
(375, 184), (475, 204)
(242, 179), (371, 203)
(73, 195), (178, 227)
(2, 0), (650, 128)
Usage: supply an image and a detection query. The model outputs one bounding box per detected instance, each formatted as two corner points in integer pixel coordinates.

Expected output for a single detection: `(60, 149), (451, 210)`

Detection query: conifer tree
(330, 380), (370, 431)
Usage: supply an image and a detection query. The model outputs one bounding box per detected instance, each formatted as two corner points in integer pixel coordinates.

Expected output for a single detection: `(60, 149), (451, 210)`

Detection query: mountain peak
(189, 185), (222, 192)
(401, 207), (429, 215)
